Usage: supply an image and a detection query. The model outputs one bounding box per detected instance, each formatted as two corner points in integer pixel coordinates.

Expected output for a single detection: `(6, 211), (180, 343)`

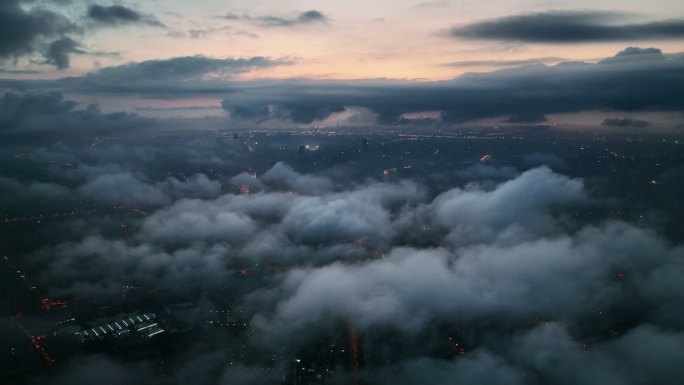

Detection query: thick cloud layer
(258, 221), (665, 334)
(218, 49), (684, 124)
(6, 47), (684, 125)
(0, 92), (154, 142)
(452, 11), (684, 43)
(2, 130), (684, 385)
(4, 47), (681, 126)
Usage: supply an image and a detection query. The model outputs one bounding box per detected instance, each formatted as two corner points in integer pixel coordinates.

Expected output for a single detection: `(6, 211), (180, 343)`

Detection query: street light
(293, 359), (301, 385)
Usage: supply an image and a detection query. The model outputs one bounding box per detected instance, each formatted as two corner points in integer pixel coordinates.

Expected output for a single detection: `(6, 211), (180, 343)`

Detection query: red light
(41, 298), (69, 311)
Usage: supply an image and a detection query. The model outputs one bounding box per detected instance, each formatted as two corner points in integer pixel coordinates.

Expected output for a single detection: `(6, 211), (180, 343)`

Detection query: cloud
(5, 130), (684, 385)
(44, 37), (84, 69)
(77, 171), (171, 205)
(444, 57), (566, 67)
(0, 92), (154, 143)
(255, 216), (678, 344)
(0, 175), (70, 210)
(451, 11), (684, 43)
(167, 173), (222, 199)
(36, 235), (237, 297)
(522, 153), (567, 170)
(216, 48), (684, 124)
(280, 195), (392, 246)
(0, 0), (75, 63)
(0, 68), (43, 74)
(2, 47), (682, 126)
(132, 48), (684, 124)
(141, 198), (257, 244)
(224, 10), (327, 27)
(602, 117), (651, 128)
(87, 4), (163, 27)
(261, 161), (333, 194)
(83, 55), (284, 84)
(599, 46), (665, 64)
(76, 171), (222, 206)
(509, 323), (684, 385)
(432, 166), (586, 245)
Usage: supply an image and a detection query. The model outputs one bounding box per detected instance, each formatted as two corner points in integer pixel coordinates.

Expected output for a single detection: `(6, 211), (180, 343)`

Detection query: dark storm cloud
(0, 1), (162, 69)
(43, 37), (84, 69)
(2, 47), (682, 125)
(224, 10), (327, 27)
(602, 117), (651, 128)
(87, 4), (163, 27)
(0, 92), (154, 142)
(219, 48), (684, 124)
(451, 11), (684, 43)
(0, 0), (75, 62)
(88, 5), (140, 23)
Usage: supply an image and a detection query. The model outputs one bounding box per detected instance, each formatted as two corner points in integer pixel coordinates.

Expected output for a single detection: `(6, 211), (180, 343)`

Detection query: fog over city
(2, 1), (684, 384)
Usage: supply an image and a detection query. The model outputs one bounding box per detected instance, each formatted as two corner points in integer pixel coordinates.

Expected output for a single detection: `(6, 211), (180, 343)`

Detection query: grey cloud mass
(0, 92), (154, 143)
(44, 37), (84, 69)
(452, 11), (684, 43)
(261, 162), (333, 194)
(0, 0), (75, 63)
(218, 48), (684, 124)
(87, 4), (164, 27)
(4, 47), (679, 126)
(3, 129), (684, 385)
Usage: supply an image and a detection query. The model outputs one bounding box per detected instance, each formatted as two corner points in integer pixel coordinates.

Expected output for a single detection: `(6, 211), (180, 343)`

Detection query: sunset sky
(2, 0), (684, 128)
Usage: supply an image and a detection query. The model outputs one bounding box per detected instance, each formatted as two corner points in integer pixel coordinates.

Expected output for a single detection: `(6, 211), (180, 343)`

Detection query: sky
(2, 0), (684, 129)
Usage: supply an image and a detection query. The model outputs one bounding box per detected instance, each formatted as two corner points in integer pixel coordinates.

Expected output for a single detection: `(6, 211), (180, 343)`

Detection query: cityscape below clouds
(2, 1), (684, 384)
